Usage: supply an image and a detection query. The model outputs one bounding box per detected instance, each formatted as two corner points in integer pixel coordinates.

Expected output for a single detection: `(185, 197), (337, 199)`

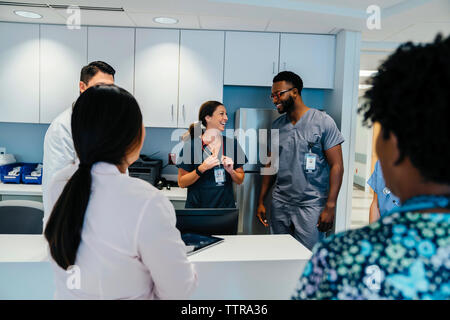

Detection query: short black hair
(273, 71), (303, 96)
(80, 61), (115, 84)
(359, 34), (450, 184)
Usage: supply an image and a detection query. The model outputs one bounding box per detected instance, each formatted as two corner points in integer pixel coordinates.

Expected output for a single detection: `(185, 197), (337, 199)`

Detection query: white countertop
(159, 186), (187, 201)
(0, 182), (187, 201)
(0, 234), (311, 263)
(0, 182), (42, 196)
(0, 234), (49, 262)
(0, 234), (311, 299)
(189, 234), (311, 262)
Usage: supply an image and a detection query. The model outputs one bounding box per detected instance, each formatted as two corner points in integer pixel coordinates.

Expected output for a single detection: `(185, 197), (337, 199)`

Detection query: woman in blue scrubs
(177, 101), (247, 208)
(368, 160), (401, 223)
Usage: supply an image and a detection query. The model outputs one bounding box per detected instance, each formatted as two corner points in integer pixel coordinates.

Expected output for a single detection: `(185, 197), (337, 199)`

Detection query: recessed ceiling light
(14, 10), (42, 19)
(153, 17), (178, 25)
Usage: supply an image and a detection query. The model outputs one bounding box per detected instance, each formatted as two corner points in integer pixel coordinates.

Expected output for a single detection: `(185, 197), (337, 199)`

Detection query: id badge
(304, 153), (317, 173)
(214, 166), (226, 186)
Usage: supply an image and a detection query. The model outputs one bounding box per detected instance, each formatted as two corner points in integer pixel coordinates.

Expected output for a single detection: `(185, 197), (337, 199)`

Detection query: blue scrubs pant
(270, 198), (325, 251)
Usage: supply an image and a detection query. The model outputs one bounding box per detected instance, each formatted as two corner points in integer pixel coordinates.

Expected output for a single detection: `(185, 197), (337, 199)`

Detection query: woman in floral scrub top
(292, 35), (450, 300)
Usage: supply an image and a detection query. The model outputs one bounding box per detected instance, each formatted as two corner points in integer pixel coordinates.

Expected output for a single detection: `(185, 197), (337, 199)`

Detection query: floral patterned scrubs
(292, 211), (450, 300)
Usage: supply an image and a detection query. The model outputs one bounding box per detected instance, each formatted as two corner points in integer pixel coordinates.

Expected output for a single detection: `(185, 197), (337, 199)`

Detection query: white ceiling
(1, 0), (449, 83)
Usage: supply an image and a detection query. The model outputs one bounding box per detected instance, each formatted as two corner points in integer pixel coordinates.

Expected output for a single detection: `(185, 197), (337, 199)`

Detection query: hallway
(350, 185), (373, 230)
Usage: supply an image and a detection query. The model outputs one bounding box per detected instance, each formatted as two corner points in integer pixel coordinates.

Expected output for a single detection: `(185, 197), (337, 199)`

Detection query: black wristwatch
(195, 166), (203, 177)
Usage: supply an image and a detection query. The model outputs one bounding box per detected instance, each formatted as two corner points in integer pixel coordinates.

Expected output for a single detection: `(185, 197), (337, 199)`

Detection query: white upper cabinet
(40, 25), (87, 123)
(178, 30), (225, 128)
(0, 23), (338, 126)
(224, 31), (279, 87)
(279, 33), (335, 89)
(0, 23), (40, 123)
(135, 28), (180, 128)
(87, 27), (135, 94)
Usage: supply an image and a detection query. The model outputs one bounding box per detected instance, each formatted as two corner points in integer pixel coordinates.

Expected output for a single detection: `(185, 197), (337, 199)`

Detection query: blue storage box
(21, 163), (43, 185)
(0, 163), (22, 184)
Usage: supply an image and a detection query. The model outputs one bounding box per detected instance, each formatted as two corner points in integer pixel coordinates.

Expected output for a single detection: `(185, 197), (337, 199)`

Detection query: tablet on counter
(181, 233), (224, 256)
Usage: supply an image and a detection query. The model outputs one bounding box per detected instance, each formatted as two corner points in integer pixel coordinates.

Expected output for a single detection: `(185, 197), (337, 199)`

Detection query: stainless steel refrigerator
(234, 108), (280, 235)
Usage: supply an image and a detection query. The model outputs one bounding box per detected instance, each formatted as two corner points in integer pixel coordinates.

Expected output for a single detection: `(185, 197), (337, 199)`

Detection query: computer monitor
(175, 208), (238, 236)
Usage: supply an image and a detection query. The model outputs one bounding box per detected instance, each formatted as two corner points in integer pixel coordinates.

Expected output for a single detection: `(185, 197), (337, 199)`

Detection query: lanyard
(386, 194), (450, 215)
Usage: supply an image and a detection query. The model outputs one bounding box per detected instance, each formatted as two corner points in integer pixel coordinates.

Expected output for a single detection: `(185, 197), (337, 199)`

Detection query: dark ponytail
(44, 85), (143, 270)
(185, 100), (223, 140)
(44, 166), (92, 269)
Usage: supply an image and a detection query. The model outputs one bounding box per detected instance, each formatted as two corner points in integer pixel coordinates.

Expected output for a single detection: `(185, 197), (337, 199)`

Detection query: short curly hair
(359, 34), (450, 184)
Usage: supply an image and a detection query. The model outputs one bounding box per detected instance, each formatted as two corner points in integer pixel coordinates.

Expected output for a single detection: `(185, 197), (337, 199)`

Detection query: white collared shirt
(47, 162), (198, 300)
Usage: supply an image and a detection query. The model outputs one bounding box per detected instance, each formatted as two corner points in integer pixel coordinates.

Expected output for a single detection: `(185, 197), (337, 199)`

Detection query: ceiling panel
(123, 0), (222, 15)
(267, 19), (335, 34)
(127, 12), (200, 29)
(266, 10), (365, 34)
(0, 0), (448, 45)
(384, 22), (450, 43)
(53, 8), (136, 27)
(199, 15), (269, 31)
(48, 0), (124, 7)
(0, 5), (66, 24)
(361, 0), (450, 42)
(289, 0), (405, 10)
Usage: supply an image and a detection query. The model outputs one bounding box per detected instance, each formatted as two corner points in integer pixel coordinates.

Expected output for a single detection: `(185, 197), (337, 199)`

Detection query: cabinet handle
(272, 62), (275, 74)
(283, 62), (286, 70)
(182, 104), (185, 120)
(171, 104), (174, 120)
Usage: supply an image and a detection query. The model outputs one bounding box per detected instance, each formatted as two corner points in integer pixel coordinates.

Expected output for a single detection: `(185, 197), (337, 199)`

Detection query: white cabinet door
(224, 31), (279, 87)
(135, 28), (179, 128)
(178, 30), (225, 128)
(279, 33), (335, 89)
(40, 25), (87, 123)
(0, 23), (40, 123)
(87, 26), (135, 94)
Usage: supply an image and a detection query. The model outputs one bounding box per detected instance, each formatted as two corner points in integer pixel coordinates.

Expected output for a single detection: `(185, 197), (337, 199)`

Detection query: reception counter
(0, 234), (311, 300)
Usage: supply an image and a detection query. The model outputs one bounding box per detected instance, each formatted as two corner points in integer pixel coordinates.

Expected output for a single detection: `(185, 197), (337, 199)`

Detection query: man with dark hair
(42, 61), (115, 225)
(79, 61), (116, 90)
(257, 71), (344, 250)
(293, 34), (450, 300)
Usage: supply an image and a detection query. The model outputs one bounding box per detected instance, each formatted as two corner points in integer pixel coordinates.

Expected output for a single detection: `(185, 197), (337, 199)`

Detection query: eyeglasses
(270, 87), (294, 99)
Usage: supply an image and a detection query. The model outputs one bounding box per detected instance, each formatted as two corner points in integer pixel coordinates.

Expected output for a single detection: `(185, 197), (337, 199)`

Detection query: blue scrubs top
(367, 160), (401, 217)
(271, 108), (345, 206)
(177, 136), (247, 208)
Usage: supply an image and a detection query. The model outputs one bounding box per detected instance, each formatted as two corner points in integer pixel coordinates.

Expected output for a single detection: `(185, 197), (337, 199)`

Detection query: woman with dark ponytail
(177, 101), (247, 208)
(44, 85), (197, 299)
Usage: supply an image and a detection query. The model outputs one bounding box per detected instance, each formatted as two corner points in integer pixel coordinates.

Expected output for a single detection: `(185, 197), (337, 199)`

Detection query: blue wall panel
(0, 86), (326, 176)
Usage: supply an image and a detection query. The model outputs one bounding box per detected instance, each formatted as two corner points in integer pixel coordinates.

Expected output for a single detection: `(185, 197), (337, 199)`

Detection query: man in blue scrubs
(257, 71), (344, 250)
(368, 160), (401, 223)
